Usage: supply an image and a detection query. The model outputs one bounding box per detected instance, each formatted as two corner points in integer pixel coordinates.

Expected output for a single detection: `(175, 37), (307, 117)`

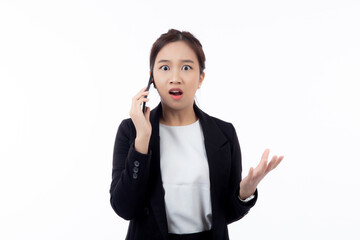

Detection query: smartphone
(142, 72), (153, 113)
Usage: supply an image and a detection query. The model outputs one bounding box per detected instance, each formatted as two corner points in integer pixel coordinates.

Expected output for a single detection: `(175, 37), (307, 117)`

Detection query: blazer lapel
(194, 103), (232, 234)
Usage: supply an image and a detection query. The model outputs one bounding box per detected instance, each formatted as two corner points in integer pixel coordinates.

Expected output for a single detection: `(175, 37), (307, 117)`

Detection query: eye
(160, 65), (170, 71)
(182, 65), (192, 71)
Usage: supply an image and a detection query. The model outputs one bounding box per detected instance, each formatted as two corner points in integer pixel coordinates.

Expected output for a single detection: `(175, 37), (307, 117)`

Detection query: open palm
(239, 149), (284, 200)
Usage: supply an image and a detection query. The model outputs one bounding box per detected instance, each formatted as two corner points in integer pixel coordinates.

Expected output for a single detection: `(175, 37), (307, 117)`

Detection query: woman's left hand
(239, 149), (284, 200)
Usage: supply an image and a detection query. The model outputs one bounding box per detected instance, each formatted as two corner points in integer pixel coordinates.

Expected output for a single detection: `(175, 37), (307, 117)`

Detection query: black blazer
(110, 102), (258, 240)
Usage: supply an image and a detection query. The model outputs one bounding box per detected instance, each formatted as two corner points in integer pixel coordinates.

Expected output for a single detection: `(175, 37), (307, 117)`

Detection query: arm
(225, 124), (258, 224)
(226, 126), (284, 224)
(110, 87), (153, 220)
(109, 119), (152, 220)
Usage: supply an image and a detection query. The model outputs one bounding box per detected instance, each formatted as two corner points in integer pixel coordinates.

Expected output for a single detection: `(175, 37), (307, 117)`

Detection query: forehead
(155, 41), (197, 63)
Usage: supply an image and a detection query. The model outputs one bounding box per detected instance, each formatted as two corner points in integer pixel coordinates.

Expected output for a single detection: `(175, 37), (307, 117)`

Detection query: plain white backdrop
(1, 0), (359, 239)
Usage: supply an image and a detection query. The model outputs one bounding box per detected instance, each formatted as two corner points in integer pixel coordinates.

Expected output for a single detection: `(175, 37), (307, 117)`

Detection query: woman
(110, 29), (284, 240)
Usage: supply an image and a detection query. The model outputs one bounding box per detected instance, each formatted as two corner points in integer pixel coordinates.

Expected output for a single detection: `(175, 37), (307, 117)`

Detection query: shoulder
(209, 115), (235, 132)
(116, 118), (136, 140)
(199, 109), (237, 141)
(211, 115), (236, 138)
(117, 117), (134, 130)
(202, 114), (241, 153)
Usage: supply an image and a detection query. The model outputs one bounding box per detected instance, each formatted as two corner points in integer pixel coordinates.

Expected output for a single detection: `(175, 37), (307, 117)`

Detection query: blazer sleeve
(225, 124), (258, 224)
(109, 119), (152, 220)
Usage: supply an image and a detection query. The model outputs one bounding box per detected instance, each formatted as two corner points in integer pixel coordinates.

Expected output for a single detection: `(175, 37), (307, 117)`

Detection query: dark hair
(149, 29), (206, 75)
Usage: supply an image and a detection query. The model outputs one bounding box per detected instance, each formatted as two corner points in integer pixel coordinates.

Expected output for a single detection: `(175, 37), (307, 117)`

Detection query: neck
(160, 102), (198, 126)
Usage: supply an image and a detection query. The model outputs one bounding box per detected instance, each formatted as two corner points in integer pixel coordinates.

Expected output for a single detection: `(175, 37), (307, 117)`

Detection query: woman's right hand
(129, 87), (152, 154)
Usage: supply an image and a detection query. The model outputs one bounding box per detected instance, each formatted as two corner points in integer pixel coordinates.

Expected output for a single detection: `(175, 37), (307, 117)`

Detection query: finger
(132, 96), (149, 113)
(266, 155), (284, 173)
(139, 86), (148, 93)
(134, 91), (150, 102)
(243, 167), (254, 185)
(268, 154), (278, 169)
(255, 149), (269, 172)
(257, 149), (270, 173)
(133, 87), (149, 100)
(265, 156), (277, 174)
(137, 96), (150, 104)
(137, 97), (150, 110)
(130, 94), (150, 117)
(257, 149), (269, 168)
(248, 167), (254, 179)
(272, 156), (284, 170)
(132, 94), (150, 110)
(134, 87), (147, 97)
(261, 148), (270, 160)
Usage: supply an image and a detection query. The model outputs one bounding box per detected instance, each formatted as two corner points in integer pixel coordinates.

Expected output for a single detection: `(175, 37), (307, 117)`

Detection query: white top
(159, 119), (212, 234)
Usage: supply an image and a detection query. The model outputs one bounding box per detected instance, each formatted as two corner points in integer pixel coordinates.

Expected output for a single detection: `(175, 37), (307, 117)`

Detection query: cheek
(191, 79), (201, 90)
(153, 81), (166, 95)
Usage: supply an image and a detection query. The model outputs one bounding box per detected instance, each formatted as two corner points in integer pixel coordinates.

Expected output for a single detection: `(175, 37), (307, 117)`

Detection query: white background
(1, 0), (359, 239)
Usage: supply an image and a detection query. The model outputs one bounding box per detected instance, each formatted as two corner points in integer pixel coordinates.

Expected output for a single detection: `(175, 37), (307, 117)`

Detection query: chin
(160, 98), (193, 111)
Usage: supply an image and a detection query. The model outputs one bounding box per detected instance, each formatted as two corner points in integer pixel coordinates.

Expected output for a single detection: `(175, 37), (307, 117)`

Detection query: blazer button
(133, 173), (138, 179)
(133, 167), (139, 173)
(134, 160), (140, 167)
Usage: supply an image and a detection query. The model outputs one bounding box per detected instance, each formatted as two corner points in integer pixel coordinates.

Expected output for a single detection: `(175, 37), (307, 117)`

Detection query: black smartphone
(142, 72), (153, 113)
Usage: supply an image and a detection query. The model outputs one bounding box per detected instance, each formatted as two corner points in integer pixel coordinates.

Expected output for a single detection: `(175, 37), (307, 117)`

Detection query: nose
(170, 69), (182, 84)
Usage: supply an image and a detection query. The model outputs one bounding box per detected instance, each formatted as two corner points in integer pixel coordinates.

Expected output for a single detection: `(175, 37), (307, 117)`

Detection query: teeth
(170, 90), (182, 96)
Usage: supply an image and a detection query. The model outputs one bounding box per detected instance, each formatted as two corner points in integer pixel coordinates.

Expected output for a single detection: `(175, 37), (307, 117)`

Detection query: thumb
(248, 167), (254, 179)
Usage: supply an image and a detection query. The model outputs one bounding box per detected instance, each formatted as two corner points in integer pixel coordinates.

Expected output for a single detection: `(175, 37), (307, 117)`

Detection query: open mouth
(169, 89), (183, 96)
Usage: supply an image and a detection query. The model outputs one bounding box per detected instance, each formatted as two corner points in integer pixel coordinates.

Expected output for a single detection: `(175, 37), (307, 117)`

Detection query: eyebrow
(157, 59), (195, 64)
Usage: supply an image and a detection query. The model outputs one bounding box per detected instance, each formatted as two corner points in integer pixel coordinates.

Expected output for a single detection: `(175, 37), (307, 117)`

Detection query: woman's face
(153, 41), (205, 111)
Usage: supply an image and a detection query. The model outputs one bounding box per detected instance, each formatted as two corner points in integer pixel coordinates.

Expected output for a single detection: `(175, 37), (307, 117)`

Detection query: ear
(150, 71), (157, 88)
(199, 72), (205, 88)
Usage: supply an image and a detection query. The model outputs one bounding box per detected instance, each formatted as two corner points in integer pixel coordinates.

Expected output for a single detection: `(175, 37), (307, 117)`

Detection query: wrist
(134, 136), (150, 154)
(136, 132), (151, 140)
(238, 194), (255, 202)
(239, 189), (255, 200)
